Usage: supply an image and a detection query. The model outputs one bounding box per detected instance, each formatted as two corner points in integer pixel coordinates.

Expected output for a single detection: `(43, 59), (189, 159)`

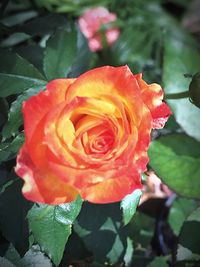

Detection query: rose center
(81, 128), (115, 156)
(91, 133), (114, 154)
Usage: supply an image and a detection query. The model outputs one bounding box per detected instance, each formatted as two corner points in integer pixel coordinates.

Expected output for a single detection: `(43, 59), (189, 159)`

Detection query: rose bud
(78, 7), (120, 52)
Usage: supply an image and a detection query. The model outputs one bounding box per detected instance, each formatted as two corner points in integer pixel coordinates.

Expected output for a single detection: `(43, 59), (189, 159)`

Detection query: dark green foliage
(43, 26), (77, 80)
(28, 197), (82, 266)
(149, 134), (200, 199)
(0, 178), (32, 256)
(189, 72), (200, 108)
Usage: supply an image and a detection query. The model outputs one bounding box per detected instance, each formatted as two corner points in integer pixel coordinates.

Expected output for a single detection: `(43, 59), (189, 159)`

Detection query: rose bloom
(15, 66), (171, 205)
(78, 7), (120, 52)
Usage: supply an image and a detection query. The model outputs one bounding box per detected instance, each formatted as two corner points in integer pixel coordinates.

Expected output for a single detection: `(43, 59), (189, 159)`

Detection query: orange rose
(15, 66), (171, 204)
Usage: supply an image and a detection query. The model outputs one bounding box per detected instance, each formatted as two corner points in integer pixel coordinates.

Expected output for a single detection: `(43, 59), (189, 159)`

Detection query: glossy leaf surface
(28, 197), (82, 266)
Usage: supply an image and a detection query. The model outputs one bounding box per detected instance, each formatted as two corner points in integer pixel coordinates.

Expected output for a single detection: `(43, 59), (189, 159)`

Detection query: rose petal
(23, 79), (75, 168)
(88, 36), (102, 52)
(133, 107), (152, 172)
(81, 175), (142, 203)
(78, 7), (109, 38)
(15, 146), (79, 205)
(106, 28), (120, 45)
(151, 102), (172, 129)
(66, 66), (144, 126)
(135, 74), (172, 129)
(23, 79), (75, 143)
(78, 7), (116, 39)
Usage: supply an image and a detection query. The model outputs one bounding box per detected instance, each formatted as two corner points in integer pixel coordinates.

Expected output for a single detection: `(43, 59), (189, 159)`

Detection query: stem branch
(164, 91), (189, 100)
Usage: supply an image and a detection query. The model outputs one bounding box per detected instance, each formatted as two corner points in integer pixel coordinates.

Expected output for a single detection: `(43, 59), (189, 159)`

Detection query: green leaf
(28, 196), (82, 266)
(69, 30), (92, 77)
(0, 168), (9, 188)
(0, 244), (53, 267)
(179, 207), (200, 254)
(187, 207), (200, 222)
(147, 257), (168, 267)
(0, 33), (30, 48)
(2, 86), (45, 140)
(163, 115), (180, 131)
(18, 14), (67, 36)
(0, 179), (32, 255)
(1, 11), (38, 27)
(124, 237), (134, 267)
(112, 25), (154, 67)
(75, 220), (118, 264)
(43, 26), (77, 80)
(168, 198), (198, 236)
(129, 212), (155, 249)
(111, 4), (175, 77)
(63, 231), (91, 264)
(121, 189), (142, 225)
(35, 0), (112, 15)
(175, 261), (200, 267)
(0, 258), (14, 267)
(0, 98), (8, 127)
(177, 244), (200, 262)
(15, 44), (44, 74)
(75, 202), (127, 264)
(0, 133), (24, 163)
(0, 179), (15, 194)
(149, 134), (200, 199)
(163, 33), (200, 141)
(106, 233), (124, 264)
(0, 141), (10, 163)
(0, 50), (47, 97)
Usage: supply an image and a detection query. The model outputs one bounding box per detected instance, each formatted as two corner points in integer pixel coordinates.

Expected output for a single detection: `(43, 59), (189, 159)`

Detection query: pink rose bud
(78, 7), (120, 52)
